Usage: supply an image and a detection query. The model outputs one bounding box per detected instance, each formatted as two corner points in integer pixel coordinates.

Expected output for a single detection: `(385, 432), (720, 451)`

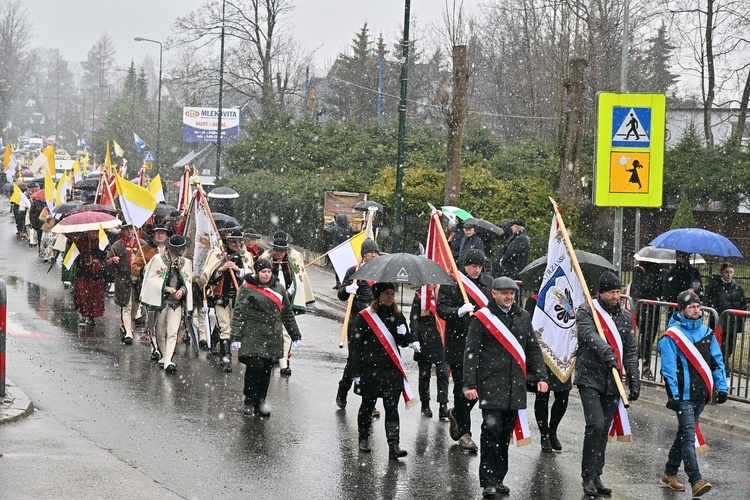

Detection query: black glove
(628, 388), (640, 402)
(666, 400), (680, 411)
(717, 392), (728, 404)
(605, 357), (619, 372)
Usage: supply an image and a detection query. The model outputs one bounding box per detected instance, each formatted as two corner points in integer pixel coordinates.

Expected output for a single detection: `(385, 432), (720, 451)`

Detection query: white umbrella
(634, 245), (706, 265)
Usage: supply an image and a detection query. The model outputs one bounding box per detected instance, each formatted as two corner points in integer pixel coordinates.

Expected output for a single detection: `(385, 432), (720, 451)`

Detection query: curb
(0, 378), (35, 425)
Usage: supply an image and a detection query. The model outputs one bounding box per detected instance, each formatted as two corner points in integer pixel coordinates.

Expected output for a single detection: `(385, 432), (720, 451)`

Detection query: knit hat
(254, 258), (273, 273)
(677, 290), (700, 311)
(463, 249), (485, 267)
(372, 282), (396, 299)
(361, 238), (380, 256)
(598, 271), (621, 293)
(492, 276), (519, 291)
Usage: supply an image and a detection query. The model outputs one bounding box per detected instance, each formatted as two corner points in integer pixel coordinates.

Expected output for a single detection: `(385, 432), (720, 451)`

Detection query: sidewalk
(0, 379), (34, 426)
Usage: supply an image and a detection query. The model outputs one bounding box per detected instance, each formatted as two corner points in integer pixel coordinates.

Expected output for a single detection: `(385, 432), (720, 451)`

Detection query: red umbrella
(69, 203), (119, 216)
(52, 210), (121, 233)
(30, 189), (47, 201)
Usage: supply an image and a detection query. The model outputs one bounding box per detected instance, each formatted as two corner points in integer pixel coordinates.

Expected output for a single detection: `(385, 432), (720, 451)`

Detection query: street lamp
(134, 36), (163, 173)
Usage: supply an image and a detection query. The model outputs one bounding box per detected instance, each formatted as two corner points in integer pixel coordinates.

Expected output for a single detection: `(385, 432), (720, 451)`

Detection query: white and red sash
(360, 309), (417, 408)
(664, 326), (713, 451)
(593, 300), (632, 442)
(474, 307), (532, 446)
(460, 272), (489, 308)
(244, 282), (283, 312)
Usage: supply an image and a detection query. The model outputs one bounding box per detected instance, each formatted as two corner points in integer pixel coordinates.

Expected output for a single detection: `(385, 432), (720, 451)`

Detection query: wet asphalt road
(1, 215), (750, 499)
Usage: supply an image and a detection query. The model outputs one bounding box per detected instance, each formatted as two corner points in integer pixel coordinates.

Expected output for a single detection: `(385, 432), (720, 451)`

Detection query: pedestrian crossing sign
(595, 92), (665, 207)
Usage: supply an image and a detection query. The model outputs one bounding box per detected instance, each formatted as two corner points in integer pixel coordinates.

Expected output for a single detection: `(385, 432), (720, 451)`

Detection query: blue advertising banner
(182, 107), (241, 143)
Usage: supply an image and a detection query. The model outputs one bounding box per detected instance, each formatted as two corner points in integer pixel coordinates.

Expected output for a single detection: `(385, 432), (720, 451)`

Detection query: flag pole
(338, 211), (376, 348)
(549, 197), (630, 407)
(427, 203), (470, 305)
(200, 189), (240, 290)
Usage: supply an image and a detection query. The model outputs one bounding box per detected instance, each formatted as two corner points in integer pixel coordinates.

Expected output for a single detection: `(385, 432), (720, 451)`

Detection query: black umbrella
(518, 250), (616, 292)
(51, 200), (84, 217)
(207, 186), (240, 199)
(213, 213), (241, 230)
(350, 253), (454, 286)
(74, 178), (100, 190)
(153, 203), (179, 218)
(463, 217), (503, 238)
(353, 200), (384, 212)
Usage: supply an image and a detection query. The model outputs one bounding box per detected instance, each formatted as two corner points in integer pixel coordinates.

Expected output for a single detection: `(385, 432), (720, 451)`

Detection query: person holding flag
(108, 223), (146, 344)
(437, 248), (493, 453)
(463, 277), (548, 498)
(349, 282), (417, 460)
(657, 290), (728, 497)
(575, 271), (640, 497)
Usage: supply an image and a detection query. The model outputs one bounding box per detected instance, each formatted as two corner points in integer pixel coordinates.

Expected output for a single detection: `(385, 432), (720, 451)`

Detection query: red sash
(360, 309), (417, 407)
(664, 326), (713, 451)
(244, 282), (283, 312)
(593, 300), (632, 442)
(474, 307), (531, 446)
(460, 272), (489, 308)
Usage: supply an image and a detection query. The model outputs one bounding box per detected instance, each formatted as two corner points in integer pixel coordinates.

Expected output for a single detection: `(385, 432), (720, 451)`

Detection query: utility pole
(393, 0), (411, 253)
(215, 0), (226, 181)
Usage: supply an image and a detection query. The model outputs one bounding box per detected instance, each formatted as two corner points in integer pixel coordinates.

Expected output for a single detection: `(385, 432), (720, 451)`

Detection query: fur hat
(598, 271), (621, 293)
(254, 258), (273, 273)
(361, 238), (380, 256)
(372, 282), (396, 299)
(492, 276), (519, 291)
(677, 290), (700, 311)
(166, 234), (190, 251)
(463, 249), (486, 267)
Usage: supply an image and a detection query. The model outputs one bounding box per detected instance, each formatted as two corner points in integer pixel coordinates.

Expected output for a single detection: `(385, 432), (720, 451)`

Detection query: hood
(667, 311), (708, 339)
(335, 214), (348, 227)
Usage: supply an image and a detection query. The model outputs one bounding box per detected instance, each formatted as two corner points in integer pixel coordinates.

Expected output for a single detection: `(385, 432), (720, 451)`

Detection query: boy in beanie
(574, 271), (639, 496)
(657, 290), (727, 497)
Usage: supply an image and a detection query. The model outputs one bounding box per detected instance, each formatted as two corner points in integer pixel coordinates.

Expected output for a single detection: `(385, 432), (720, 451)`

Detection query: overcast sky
(27, 0), (462, 73)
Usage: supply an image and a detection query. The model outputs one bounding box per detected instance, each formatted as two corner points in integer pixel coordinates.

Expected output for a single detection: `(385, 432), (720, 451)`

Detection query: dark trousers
(451, 364), (478, 436)
(479, 409), (517, 487)
(242, 356), (274, 406)
(337, 358), (353, 400)
(418, 360), (449, 405)
(637, 304), (661, 366)
(534, 389), (570, 434)
(358, 391), (401, 445)
(579, 386), (619, 480)
(665, 400), (706, 485)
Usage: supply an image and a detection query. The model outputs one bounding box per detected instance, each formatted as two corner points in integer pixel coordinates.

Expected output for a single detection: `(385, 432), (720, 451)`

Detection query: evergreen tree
(670, 195), (696, 229)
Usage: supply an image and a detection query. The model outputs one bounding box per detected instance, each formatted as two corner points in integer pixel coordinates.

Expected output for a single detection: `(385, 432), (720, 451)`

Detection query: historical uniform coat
(259, 247), (315, 312)
(140, 252), (193, 311)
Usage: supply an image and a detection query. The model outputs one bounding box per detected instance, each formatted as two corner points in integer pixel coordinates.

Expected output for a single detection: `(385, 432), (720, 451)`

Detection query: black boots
(593, 477), (611, 495)
(358, 437), (371, 452)
(439, 403), (449, 420)
(549, 428), (562, 451)
(541, 434), (553, 453)
(385, 421), (407, 459)
(219, 339), (232, 373)
(421, 402), (433, 418)
(582, 476), (611, 496)
(389, 445), (407, 459)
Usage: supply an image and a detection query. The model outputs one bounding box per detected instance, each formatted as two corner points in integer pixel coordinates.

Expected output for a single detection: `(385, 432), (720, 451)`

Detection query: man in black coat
(457, 221), (486, 267)
(494, 219), (530, 280)
(335, 238), (379, 409)
(437, 248), (492, 453)
(464, 276), (548, 498)
(575, 271), (640, 497)
(663, 251), (702, 302)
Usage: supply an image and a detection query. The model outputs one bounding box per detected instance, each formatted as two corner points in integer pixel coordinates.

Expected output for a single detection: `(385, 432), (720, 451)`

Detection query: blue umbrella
(649, 228), (742, 258)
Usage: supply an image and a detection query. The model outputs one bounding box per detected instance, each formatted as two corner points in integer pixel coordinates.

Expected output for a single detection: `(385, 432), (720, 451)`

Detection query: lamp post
(134, 36), (163, 173)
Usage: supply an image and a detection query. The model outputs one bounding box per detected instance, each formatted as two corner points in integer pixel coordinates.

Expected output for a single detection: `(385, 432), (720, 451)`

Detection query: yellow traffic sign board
(144, 162), (154, 170)
(595, 92), (665, 207)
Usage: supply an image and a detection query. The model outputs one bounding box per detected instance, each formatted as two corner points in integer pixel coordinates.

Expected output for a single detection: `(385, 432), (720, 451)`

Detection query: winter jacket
(574, 300), (640, 397)
(630, 264), (663, 301)
(706, 275), (747, 314)
(658, 312), (727, 402)
(72, 233), (109, 281)
(108, 236), (146, 307)
(457, 234), (486, 267)
(131, 243), (162, 278)
(437, 272), (493, 366)
(259, 247), (315, 313)
(326, 214), (353, 248)
(495, 230), (530, 280)
(663, 262), (702, 302)
(409, 292), (445, 364)
(140, 252), (193, 311)
(462, 301), (547, 410)
(349, 303), (414, 398)
(231, 274), (301, 360)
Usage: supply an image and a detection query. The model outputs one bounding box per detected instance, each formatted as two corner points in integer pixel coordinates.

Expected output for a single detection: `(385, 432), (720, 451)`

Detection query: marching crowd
(7, 186), (731, 499)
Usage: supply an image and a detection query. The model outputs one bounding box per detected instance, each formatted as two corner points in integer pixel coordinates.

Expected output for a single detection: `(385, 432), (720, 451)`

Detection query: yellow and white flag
(112, 140), (124, 157)
(32, 145), (56, 176)
(10, 183), (31, 208)
(44, 165), (56, 210)
(3, 144), (17, 182)
(148, 174), (165, 202)
(328, 231), (367, 282)
(98, 224), (110, 251)
(71, 159), (82, 183)
(56, 171), (69, 205)
(114, 170), (157, 228)
(63, 242), (80, 269)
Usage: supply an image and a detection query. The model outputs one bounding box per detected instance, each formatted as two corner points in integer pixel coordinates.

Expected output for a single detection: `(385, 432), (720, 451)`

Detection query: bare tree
(0, 0), (32, 135)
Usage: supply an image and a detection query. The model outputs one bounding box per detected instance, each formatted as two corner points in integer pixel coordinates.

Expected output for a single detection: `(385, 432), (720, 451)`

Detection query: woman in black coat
(410, 285), (449, 420)
(707, 262), (747, 360)
(350, 282), (417, 460)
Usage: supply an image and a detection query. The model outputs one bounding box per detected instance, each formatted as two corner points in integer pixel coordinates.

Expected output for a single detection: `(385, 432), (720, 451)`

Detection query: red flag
(96, 173), (117, 209)
(424, 210), (460, 338)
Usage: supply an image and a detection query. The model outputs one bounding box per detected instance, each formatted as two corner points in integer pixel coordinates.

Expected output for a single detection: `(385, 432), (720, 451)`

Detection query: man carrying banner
(657, 290), (728, 497)
(464, 277), (548, 498)
(437, 248), (493, 453)
(575, 271), (640, 497)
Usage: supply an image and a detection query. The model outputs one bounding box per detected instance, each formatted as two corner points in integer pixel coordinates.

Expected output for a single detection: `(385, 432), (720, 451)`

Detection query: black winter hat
(254, 258), (273, 273)
(463, 249), (486, 267)
(271, 230), (290, 249)
(677, 290), (700, 311)
(598, 271), (621, 293)
(372, 282), (396, 300)
(361, 238), (380, 256)
(166, 234), (190, 251)
(225, 228), (244, 241)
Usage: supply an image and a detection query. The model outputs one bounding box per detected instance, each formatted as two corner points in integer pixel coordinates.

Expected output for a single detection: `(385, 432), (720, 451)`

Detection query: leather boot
(220, 339), (232, 373)
(593, 476), (611, 496)
(549, 428), (562, 451)
(421, 402), (433, 418)
(388, 445), (407, 459)
(385, 422), (407, 459)
(582, 478), (600, 496)
(358, 436), (371, 452)
(541, 434), (553, 453)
